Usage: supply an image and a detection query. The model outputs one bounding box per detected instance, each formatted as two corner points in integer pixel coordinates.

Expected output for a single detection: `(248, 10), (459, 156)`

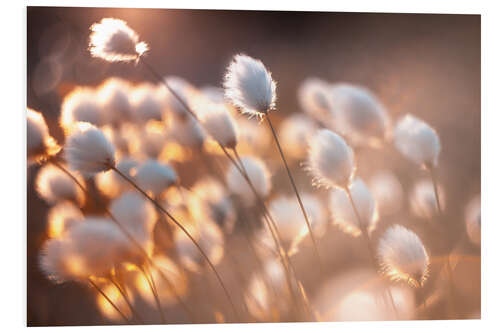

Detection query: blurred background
(27, 7), (480, 326)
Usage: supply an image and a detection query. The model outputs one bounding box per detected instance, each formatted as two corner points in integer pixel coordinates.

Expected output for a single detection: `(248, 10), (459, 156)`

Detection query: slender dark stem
(110, 165), (240, 321)
(139, 264), (166, 324)
(140, 59), (198, 121)
(88, 278), (131, 324)
(345, 187), (399, 319)
(226, 146), (302, 316)
(49, 158), (196, 322)
(265, 115), (324, 275)
(428, 166), (443, 216)
(108, 274), (145, 324)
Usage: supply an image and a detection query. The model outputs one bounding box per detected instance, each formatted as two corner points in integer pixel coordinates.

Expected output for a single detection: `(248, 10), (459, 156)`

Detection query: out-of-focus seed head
(134, 160), (178, 197)
(197, 99), (239, 149)
(394, 114), (441, 168)
(368, 170), (404, 217)
(97, 78), (133, 125)
(46, 202), (84, 239)
(279, 113), (317, 159)
(35, 163), (86, 206)
(130, 83), (165, 123)
(27, 108), (61, 163)
(297, 78), (335, 126)
(410, 179), (446, 219)
(60, 88), (103, 134)
(226, 156), (271, 206)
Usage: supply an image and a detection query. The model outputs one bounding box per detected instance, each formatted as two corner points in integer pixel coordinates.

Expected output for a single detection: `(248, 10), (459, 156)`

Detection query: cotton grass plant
(28, 16), (479, 324)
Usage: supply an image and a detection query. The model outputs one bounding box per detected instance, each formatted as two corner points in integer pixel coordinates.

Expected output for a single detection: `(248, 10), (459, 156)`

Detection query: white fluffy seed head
(27, 108), (60, 163)
(130, 84), (165, 123)
(89, 18), (148, 63)
(224, 54), (277, 117)
(297, 78), (335, 126)
(394, 114), (441, 168)
(465, 194), (481, 247)
(169, 117), (206, 149)
(98, 78), (133, 125)
(60, 88), (103, 134)
(226, 156), (271, 206)
(329, 178), (378, 237)
(279, 113), (317, 159)
(330, 83), (391, 148)
(46, 202), (84, 239)
(410, 179), (446, 219)
(198, 101), (239, 148)
(40, 218), (128, 282)
(64, 122), (116, 177)
(368, 170), (404, 217)
(95, 157), (138, 198)
(377, 225), (429, 287)
(35, 163), (85, 206)
(110, 191), (157, 252)
(135, 160), (178, 197)
(307, 129), (356, 189)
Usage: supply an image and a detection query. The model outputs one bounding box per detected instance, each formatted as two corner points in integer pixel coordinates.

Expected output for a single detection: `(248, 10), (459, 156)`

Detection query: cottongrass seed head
(46, 202), (84, 239)
(307, 129), (356, 189)
(297, 78), (335, 126)
(60, 87), (103, 134)
(64, 122), (116, 177)
(224, 54), (277, 117)
(35, 163), (86, 206)
(27, 108), (60, 163)
(410, 178), (446, 219)
(394, 114), (441, 169)
(134, 160), (178, 197)
(377, 225), (430, 287)
(89, 18), (148, 63)
(226, 156), (271, 206)
(198, 100), (239, 149)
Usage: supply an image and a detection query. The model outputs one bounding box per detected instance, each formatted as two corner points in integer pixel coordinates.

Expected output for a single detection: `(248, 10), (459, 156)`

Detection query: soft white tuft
(279, 113), (317, 159)
(110, 191), (157, 253)
(64, 122), (116, 177)
(98, 78), (133, 125)
(130, 83), (165, 123)
(377, 225), (429, 287)
(89, 18), (148, 63)
(198, 101), (239, 148)
(35, 163), (85, 206)
(226, 156), (271, 206)
(330, 83), (390, 148)
(393, 114), (441, 168)
(135, 160), (178, 197)
(161, 76), (198, 120)
(329, 178), (378, 237)
(307, 129), (356, 189)
(60, 88), (103, 134)
(27, 108), (60, 163)
(224, 54), (277, 117)
(46, 202), (84, 239)
(297, 78), (335, 126)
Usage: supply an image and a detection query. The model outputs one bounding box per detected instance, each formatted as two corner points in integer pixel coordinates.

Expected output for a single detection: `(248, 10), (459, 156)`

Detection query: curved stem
(139, 264), (166, 324)
(265, 115), (324, 275)
(428, 166), (443, 216)
(49, 158), (196, 322)
(88, 278), (131, 324)
(109, 165), (240, 321)
(345, 187), (399, 319)
(108, 275), (144, 324)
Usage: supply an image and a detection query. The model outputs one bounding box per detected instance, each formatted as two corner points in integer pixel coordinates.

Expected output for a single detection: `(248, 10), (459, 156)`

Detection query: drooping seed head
(64, 122), (116, 177)
(224, 54), (277, 117)
(307, 129), (356, 189)
(89, 18), (148, 63)
(393, 114), (441, 168)
(377, 225), (430, 287)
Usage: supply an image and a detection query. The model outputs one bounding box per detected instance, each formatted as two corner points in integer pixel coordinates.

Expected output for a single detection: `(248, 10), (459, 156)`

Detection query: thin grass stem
(108, 274), (144, 324)
(88, 278), (131, 324)
(139, 263), (166, 324)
